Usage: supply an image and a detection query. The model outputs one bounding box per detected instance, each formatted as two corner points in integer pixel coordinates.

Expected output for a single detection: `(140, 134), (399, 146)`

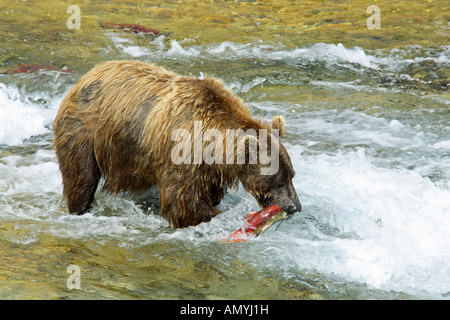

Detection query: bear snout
(274, 187), (302, 215)
(285, 201), (302, 215)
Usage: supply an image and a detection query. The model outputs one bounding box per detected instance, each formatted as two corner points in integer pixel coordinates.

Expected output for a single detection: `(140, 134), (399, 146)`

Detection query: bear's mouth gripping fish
(226, 204), (290, 242)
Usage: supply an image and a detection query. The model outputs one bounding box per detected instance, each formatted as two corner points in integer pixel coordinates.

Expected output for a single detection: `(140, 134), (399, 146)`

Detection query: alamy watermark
(367, 5), (381, 29)
(66, 265), (81, 289)
(170, 121), (280, 176)
(66, 5), (81, 30)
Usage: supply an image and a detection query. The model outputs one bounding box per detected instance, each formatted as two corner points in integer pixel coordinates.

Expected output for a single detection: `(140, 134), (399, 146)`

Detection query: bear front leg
(209, 184), (225, 206)
(159, 184), (221, 228)
(56, 141), (101, 215)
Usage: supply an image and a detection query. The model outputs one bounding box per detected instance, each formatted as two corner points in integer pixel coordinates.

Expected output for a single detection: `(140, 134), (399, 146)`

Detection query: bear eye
(273, 176), (286, 188)
(274, 170), (289, 187)
(277, 180), (286, 188)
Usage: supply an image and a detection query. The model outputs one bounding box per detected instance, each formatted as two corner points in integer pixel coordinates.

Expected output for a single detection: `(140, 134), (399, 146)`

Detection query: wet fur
(53, 60), (298, 228)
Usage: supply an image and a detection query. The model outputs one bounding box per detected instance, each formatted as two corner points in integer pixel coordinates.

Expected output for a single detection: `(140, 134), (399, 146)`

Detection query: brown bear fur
(53, 60), (300, 228)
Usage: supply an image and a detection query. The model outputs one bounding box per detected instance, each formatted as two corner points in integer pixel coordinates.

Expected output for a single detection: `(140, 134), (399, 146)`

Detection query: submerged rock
(99, 21), (160, 35)
(6, 63), (72, 75)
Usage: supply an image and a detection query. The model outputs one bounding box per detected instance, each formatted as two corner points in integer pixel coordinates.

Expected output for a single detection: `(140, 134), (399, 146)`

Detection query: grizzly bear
(53, 60), (301, 228)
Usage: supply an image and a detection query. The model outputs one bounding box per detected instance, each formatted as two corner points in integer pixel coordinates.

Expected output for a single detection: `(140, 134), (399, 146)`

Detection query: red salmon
(226, 204), (288, 242)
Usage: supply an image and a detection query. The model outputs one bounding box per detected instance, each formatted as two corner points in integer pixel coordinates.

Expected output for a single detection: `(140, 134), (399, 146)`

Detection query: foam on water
(433, 140), (450, 150)
(375, 45), (450, 69)
(0, 83), (52, 146)
(280, 147), (450, 296)
(106, 35), (449, 75)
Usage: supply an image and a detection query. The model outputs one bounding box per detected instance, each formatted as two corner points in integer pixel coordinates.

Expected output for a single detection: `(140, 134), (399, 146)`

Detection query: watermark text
(367, 5), (381, 29)
(66, 264), (81, 289)
(66, 5), (81, 29)
(170, 121), (279, 175)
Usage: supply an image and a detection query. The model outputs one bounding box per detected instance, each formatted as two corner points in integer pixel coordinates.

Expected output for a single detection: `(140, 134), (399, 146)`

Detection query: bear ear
(271, 115), (285, 137)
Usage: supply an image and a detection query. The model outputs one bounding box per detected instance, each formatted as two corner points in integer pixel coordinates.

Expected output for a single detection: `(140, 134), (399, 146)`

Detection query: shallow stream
(0, 0), (449, 299)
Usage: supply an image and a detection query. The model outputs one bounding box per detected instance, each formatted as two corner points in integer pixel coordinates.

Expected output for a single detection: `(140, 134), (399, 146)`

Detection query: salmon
(226, 204), (288, 242)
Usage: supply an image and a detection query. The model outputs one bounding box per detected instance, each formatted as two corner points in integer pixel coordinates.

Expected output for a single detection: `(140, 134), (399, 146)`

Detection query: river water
(0, 1), (449, 299)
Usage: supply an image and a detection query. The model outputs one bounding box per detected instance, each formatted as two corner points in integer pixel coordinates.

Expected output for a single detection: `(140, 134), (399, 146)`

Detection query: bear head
(237, 115), (302, 215)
